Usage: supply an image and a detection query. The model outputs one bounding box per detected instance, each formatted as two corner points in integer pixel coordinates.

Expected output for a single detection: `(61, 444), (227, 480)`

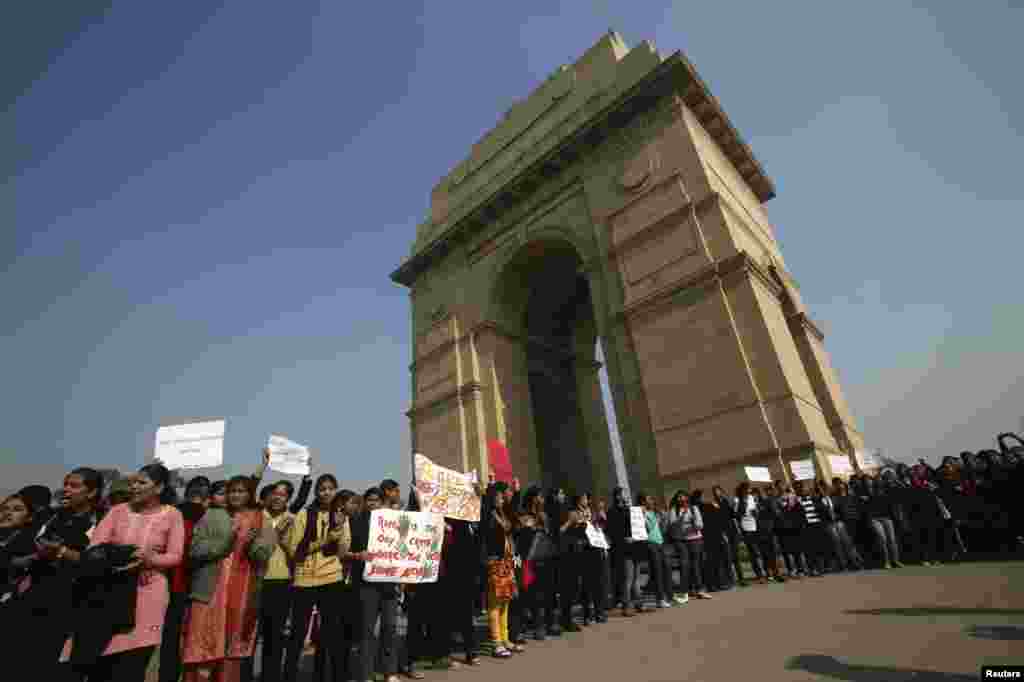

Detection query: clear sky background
(3, 1), (1022, 495)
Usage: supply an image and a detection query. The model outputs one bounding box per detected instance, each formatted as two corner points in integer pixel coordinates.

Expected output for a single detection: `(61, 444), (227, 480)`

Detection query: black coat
(68, 543), (139, 667)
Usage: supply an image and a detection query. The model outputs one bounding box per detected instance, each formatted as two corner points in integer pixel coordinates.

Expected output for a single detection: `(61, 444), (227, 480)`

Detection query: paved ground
(409, 561), (1023, 682)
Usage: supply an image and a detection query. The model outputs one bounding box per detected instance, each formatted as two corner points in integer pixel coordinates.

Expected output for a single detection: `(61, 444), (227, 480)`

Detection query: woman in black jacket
(696, 490), (733, 591)
(606, 487), (642, 616)
(830, 480), (866, 571)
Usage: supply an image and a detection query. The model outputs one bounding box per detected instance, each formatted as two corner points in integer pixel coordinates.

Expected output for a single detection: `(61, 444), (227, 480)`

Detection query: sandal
(509, 643), (525, 653)
(466, 656), (483, 666)
(493, 646), (512, 658)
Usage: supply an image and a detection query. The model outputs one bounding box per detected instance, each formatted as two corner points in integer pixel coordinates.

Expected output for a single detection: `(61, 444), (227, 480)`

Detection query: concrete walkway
(407, 561), (1023, 682)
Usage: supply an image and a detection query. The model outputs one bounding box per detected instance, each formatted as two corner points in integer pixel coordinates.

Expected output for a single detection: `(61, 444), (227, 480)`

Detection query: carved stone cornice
(787, 311), (825, 342)
(406, 381), (483, 419)
(391, 49), (776, 288)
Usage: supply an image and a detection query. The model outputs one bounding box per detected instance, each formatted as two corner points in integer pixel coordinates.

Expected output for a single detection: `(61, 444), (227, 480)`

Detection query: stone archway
(392, 32), (865, 498)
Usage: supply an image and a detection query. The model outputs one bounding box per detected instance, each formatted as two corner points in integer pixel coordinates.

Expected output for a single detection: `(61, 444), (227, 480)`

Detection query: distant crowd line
(0, 442), (1021, 682)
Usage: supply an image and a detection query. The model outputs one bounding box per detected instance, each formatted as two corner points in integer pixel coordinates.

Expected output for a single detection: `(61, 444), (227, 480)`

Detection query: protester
(637, 492), (672, 609)
(69, 463), (185, 682)
(735, 483), (767, 583)
(180, 475), (275, 682)
(666, 490), (710, 600)
(282, 474), (352, 682)
(0, 493), (38, 604)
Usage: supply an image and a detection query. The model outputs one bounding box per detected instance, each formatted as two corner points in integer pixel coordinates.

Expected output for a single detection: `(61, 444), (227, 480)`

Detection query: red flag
(487, 439), (513, 483)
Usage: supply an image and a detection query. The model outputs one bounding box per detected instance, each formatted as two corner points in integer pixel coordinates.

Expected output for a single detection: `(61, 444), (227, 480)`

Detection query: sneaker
(695, 591), (712, 600)
(658, 600), (673, 608)
(674, 594), (689, 605)
(892, 561), (905, 568)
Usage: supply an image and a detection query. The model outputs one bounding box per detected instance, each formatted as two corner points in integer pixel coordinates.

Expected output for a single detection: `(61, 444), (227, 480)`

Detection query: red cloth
(487, 439), (513, 483)
(170, 517), (197, 594)
(521, 559), (535, 590)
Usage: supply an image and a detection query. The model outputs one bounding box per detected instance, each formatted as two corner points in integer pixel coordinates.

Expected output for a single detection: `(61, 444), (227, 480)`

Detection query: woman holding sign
(482, 481), (520, 658)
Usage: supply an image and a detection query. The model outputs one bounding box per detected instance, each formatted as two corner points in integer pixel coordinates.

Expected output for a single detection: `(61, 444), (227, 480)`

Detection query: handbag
(526, 528), (558, 563)
(487, 537), (517, 601)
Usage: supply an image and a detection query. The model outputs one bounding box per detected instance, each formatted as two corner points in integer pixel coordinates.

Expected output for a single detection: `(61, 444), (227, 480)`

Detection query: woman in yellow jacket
(281, 474), (354, 682)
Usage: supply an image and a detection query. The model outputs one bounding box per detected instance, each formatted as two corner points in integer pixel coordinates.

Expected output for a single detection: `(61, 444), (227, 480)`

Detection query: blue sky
(3, 1), (1023, 493)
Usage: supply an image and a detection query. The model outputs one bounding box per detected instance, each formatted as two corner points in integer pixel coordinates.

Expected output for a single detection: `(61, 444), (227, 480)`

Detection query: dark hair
(138, 463), (177, 505)
(380, 479), (400, 493)
(635, 491), (647, 505)
(331, 489), (357, 514)
(69, 467), (105, 508)
(210, 480), (228, 497)
(736, 482), (751, 498)
(259, 484), (274, 502)
(364, 487), (383, 500)
(226, 475), (254, 508)
(185, 476), (211, 500)
(670, 490), (689, 509)
(690, 489), (704, 506)
(261, 480), (295, 502)
(18, 485), (52, 511)
(1, 493), (36, 518)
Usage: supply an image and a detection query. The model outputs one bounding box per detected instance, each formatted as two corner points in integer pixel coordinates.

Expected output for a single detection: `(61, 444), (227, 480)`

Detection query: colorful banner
(413, 453), (481, 522)
(629, 506), (648, 541)
(363, 509), (445, 584)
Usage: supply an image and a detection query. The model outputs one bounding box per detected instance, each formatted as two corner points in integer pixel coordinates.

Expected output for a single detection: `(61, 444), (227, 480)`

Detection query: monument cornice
(391, 51), (775, 288)
(406, 380), (483, 419)
(787, 311), (825, 342)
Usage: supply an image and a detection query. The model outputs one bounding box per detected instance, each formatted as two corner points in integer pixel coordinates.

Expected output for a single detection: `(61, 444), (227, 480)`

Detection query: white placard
(266, 434), (311, 476)
(855, 449), (881, 470)
(744, 466), (772, 483)
(790, 459), (816, 481)
(585, 522), (609, 549)
(829, 454), (854, 475)
(155, 420), (225, 470)
(629, 506), (648, 541)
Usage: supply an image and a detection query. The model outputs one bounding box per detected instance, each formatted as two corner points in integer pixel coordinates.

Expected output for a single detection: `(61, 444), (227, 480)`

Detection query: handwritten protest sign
(744, 466), (772, 483)
(790, 459), (816, 481)
(155, 420), (225, 470)
(413, 454), (481, 522)
(629, 506), (648, 541)
(266, 434), (311, 476)
(585, 523), (609, 549)
(363, 509), (445, 584)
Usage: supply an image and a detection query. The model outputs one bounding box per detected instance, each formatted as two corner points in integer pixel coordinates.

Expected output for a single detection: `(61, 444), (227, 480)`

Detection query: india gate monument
(390, 32), (865, 498)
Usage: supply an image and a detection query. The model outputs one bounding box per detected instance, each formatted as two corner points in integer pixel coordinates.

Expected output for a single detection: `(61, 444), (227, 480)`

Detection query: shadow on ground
(844, 607), (1024, 617)
(966, 625), (1024, 641)
(785, 654), (975, 681)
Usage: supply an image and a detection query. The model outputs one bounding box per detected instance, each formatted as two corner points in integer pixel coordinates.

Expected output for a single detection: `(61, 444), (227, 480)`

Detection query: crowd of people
(0, 442), (1020, 682)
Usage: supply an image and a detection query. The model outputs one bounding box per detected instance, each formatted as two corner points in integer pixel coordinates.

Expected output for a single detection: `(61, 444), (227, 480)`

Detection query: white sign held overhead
(829, 454), (854, 475)
(855, 449), (881, 470)
(155, 420), (225, 470)
(790, 459), (816, 481)
(266, 434), (312, 476)
(744, 466), (772, 483)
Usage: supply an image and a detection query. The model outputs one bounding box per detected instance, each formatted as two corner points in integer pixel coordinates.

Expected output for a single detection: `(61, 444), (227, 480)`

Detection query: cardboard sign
(829, 454), (854, 475)
(585, 523), (609, 549)
(363, 509), (445, 584)
(629, 506), (648, 541)
(744, 466), (772, 483)
(790, 459), (817, 481)
(413, 453), (481, 522)
(487, 439), (513, 483)
(155, 420), (225, 470)
(266, 434), (311, 476)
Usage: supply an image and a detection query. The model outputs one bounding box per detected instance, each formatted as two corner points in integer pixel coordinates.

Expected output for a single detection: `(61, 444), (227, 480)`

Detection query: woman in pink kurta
(65, 464), (185, 682)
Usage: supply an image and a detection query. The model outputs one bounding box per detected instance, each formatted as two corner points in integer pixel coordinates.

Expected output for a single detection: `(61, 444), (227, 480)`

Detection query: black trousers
(283, 582), (353, 682)
(703, 535), (731, 589)
(78, 646), (155, 682)
(357, 583), (398, 680)
(725, 533), (745, 582)
(741, 530), (765, 577)
(258, 580), (294, 682)
(581, 548), (607, 620)
(645, 543), (670, 602)
(520, 560), (554, 632)
(558, 551), (584, 627)
(671, 540), (706, 593)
